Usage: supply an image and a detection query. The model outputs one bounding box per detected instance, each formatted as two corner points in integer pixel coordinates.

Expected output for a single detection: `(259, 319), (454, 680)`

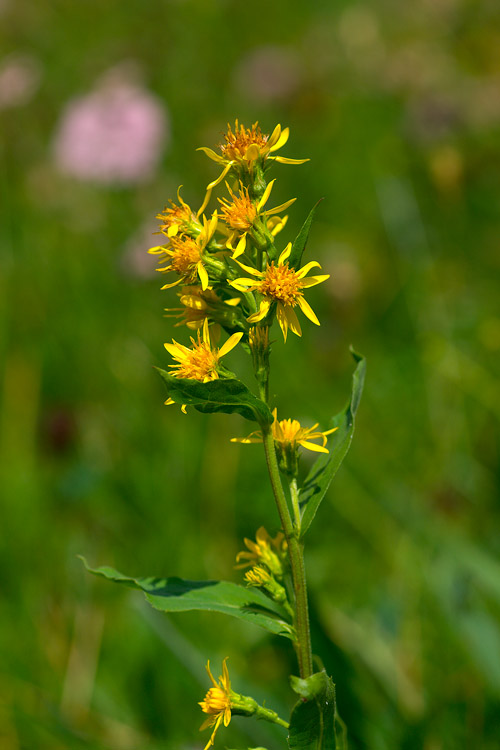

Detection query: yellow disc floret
(219, 185), (257, 231)
(259, 261), (302, 306)
(168, 236), (202, 278)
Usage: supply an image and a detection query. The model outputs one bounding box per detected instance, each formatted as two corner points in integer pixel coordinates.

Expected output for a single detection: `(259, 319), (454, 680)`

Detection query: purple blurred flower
(53, 66), (169, 184)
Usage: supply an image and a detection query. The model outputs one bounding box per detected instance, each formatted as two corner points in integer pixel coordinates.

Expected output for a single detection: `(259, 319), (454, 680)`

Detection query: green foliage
(299, 350), (366, 537)
(288, 200), (324, 270)
(156, 369), (274, 425)
(288, 671), (344, 750)
(80, 558), (294, 639)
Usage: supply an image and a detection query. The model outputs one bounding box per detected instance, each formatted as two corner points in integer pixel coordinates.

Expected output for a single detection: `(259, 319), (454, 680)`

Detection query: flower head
(218, 179), (295, 258)
(230, 243), (330, 341)
(164, 319), (242, 383)
(149, 210), (218, 290)
(156, 187), (198, 238)
(244, 565), (272, 586)
(198, 120), (308, 193)
(235, 526), (287, 578)
(199, 658), (232, 750)
(165, 286), (241, 331)
(233, 408), (338, 455)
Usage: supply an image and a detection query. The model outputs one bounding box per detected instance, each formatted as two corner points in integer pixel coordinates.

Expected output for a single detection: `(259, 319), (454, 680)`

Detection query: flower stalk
(261, 425), (313, 679)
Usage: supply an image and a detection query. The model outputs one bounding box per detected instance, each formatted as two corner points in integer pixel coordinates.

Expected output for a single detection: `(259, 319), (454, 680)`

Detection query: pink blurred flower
(0, 53), (41, 110)
(53, 66), (169, 184)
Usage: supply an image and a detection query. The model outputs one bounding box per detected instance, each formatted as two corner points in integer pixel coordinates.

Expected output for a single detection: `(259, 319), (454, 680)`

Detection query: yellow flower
(218, 179), (295, 258)
(199, 658), (232, 750)
(198, 120), (309, 193)
(155, 187), (198, 238)
(164, 319), (242, 383)
(232, 408), (338, 454)
(165, 286), (240, 331)
(149, 210), (218, 291)
(235, 526), (287, 577)
(244, 565), (272, 587)
(229, 243), (330, 341)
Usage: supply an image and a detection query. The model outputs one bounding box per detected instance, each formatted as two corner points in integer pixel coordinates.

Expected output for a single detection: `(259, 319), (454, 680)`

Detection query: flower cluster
(149, 120), (331, 395)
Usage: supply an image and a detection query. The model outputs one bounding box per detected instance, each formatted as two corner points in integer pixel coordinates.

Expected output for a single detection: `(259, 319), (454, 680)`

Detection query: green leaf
(288, 671), (345, 749)
(299, 350), (365, 537)
(156, 369), (273, 425)
(288, 199), (324, 270)
(80, 558), (294, 640)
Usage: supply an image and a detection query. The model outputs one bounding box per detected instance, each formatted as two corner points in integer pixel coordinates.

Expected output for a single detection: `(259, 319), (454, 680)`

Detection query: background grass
(1, 0), (500, 747)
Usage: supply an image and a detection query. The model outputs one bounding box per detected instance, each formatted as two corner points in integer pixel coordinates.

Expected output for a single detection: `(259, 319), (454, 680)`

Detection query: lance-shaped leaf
(288, 671), (344, 750)
(299, 350), (365, 537)
(156, 369), (274, 425)
(80, 558), (294, 639)
(288, 199), (324, 270)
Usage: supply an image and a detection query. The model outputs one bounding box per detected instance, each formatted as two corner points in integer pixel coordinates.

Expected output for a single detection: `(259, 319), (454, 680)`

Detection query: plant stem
(289, 477), (301, 532)
(262, 428), (313, 678)
(255, 704), (290, 729)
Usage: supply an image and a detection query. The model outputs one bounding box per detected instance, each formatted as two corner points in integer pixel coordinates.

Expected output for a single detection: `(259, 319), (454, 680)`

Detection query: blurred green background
(1, 0), (500, 747)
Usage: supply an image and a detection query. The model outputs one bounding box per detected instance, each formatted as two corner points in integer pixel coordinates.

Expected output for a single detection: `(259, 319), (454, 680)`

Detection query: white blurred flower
(53, 65), (169, 184)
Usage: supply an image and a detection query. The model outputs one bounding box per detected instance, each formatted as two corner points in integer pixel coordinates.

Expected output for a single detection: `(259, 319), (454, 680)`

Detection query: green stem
(255, 704), (289, 729)
(289, 477), (301, 532)
(262, 428), (313, 678)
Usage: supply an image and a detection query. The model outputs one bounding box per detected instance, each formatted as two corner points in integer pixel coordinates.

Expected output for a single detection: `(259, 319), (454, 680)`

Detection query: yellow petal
(244, 143), (261, 161)
(297, 296), (320, 325)
(197, 146), (225, 164)
(207, 209), (218, 239)
(234, 258), (263, 276)
(278, 243), (292, 265)
(218, 331), (243, 358)
(247, 299), (272, 322)
(222, 657), (231, 691)
(198, 262), (209, 290)
(199, 716), (216, 732)
(299, 274), (330, 288)
(299, 440), (329, 453)
(280, 304), (302, 338)
(269, 126), (289, 152)
(202, 318), (211, 345)
(272, 156), (310, 165)
(207, 162), (233, 190)
(164, 341), (188, 357)
(257, 178), (275, 211)
(265, 197), (296, 216)
(161, 278), (183, 290)
(323, 427), (339, 436)
(229, 279), (257, 292)
(296, 260), (322, 278)
(276, 304), (289, 342)
(167, 224), (179, 237)
(197, 187), (212, 217)
(267, 123), (282, 149)
(231, 233), (247, 259)
(230, 436), (263, 444)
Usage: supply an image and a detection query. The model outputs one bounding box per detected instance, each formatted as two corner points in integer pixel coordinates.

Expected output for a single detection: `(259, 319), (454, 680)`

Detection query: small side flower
(199, 658), (232, 750)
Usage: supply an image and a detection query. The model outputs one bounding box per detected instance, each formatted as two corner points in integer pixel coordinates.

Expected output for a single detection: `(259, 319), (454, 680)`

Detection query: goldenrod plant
(82, 120), (365, 749)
